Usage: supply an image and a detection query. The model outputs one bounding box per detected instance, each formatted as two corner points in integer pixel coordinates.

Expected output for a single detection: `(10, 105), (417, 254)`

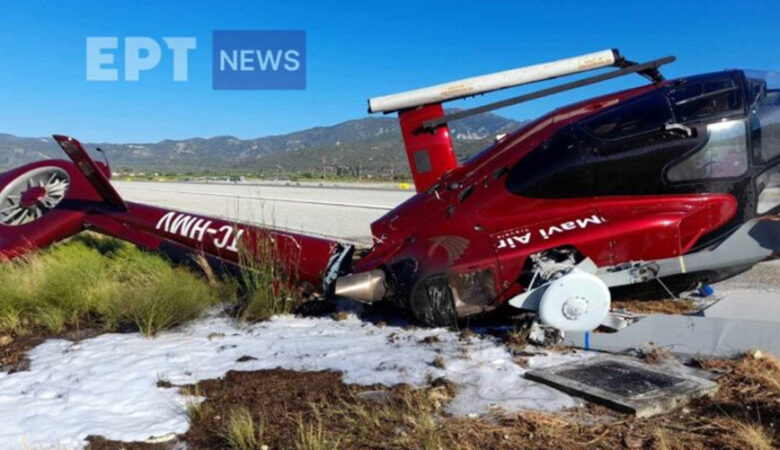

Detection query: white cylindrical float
(368, 49), (620, 114)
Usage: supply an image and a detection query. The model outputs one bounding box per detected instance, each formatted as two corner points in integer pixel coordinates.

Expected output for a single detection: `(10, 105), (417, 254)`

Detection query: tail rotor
(0, 166), (70, 226)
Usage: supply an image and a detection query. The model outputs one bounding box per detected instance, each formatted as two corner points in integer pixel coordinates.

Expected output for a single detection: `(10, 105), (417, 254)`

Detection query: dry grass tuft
(191, 253), (220, 287)
(330, 311), (349, 322)
(637, 345), (673, 365)
(651, 428), (673, 450)
(505, 328), (530, 349)
(237, 232), (303, 322)
(697, 351), (780, 409)
(222, 407), (262, 450)
(183, 385), (212, 425)
(295, 408), (339, 450)
(611, 299), (698, 315)
(713, 418), (774, 450)
(322, 383), (452, 449)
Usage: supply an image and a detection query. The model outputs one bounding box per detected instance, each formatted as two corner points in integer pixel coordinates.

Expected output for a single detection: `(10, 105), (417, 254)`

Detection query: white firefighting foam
(0, 313), (584, 449)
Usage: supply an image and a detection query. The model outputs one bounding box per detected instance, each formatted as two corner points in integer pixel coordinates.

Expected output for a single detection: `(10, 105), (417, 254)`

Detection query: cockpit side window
(667, 120), (748, 182)
(666, 74), (744, 123)
(750, 84), (780, 163)
(505, 126), (595, 198)
(580, 91), (672, 141)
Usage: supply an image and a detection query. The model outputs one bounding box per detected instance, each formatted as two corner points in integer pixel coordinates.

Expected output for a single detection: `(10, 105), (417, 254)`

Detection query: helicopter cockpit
(506, 69), (780, 225)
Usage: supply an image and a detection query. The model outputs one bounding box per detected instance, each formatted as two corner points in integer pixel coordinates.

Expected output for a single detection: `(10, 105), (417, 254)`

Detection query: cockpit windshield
(745, 70), (780, 163)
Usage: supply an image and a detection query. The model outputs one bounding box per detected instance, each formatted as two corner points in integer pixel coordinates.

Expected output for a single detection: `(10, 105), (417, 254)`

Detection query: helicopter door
(752, 84), (780, 215)
(757, 167), (780, 215)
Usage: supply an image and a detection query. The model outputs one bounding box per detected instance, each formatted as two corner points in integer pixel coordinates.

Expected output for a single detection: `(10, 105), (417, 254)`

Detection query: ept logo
(85, 30), (306, 90)
(212, 30), (305, 90)
(86, 37), (197, 81)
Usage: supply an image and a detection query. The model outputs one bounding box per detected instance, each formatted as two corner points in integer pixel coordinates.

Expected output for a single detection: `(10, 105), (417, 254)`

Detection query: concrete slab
(525, 356), (717, 417)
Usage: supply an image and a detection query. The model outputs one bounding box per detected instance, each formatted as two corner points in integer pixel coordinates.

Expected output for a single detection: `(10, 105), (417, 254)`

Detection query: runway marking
(118, 186), (395, 210)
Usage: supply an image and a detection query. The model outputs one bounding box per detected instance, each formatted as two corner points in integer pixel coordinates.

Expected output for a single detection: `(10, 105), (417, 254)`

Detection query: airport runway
(113, 181), (414, 245)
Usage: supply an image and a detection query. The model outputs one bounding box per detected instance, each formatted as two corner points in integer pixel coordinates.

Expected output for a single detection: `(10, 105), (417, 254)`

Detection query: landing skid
(564, 293), (780, 358)
(509, 216), (780, 340)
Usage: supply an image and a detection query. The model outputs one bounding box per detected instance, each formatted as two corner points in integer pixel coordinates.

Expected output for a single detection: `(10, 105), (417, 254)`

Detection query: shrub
(119, 266), (215, 336)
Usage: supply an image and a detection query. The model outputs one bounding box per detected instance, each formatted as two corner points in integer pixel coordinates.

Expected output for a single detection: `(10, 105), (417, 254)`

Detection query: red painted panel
(398, 104), (457, 192)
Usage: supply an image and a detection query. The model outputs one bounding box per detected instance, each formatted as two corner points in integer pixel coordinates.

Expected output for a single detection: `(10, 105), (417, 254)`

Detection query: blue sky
(0, 0), (778, 142)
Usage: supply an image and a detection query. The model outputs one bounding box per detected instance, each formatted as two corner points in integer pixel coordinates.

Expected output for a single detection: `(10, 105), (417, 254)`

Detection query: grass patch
(0, 234), (218, 337)
(0, 230), (315, 339)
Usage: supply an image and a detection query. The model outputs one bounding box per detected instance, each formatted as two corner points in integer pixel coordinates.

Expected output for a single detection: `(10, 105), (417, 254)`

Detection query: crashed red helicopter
(2, 49), (780, 334)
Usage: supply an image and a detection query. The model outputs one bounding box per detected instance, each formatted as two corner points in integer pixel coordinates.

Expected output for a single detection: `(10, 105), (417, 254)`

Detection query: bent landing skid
(508, 216), (780, 357)
(565, 293), (780, 358)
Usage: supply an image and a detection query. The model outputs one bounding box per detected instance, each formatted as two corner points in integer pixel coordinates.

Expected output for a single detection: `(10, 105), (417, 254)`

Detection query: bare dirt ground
(84, 351), (780, 450)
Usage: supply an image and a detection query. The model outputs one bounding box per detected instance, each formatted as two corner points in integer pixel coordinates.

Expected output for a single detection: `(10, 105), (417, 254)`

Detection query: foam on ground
(0, 314), (583, 448)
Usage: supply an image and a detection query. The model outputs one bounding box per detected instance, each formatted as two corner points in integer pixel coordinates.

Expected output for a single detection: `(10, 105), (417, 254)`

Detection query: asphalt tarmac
(114, 180), (413, 245)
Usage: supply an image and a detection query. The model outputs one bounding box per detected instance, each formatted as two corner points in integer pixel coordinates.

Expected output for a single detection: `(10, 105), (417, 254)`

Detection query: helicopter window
(756, 93), (780, 162)
(667, 120), (748, 182)
(757, 166), (780, 214)
(666, 74), (743, 123)
(744, 71), (780, 163)
(581, 91), (672, 141)
(506, 127), (595, 198)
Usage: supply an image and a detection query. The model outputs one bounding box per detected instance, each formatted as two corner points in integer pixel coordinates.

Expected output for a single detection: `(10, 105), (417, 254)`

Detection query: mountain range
(0, 111), (525, 176)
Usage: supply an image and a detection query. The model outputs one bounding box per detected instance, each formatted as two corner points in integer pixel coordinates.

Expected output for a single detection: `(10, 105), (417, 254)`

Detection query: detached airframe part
(322, 244), (355, 294)
(53, 135), (127, 211)
(526, 356), (718, 418)
(333, 269), (387, 304)
(538, 270), (611, 332)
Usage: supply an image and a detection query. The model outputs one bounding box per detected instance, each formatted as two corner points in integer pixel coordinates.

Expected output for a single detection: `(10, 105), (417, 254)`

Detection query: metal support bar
(421, 56), (676, 132)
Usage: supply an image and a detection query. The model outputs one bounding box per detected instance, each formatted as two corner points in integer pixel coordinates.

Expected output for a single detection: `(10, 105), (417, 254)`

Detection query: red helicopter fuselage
(353, 76), (757, 324)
